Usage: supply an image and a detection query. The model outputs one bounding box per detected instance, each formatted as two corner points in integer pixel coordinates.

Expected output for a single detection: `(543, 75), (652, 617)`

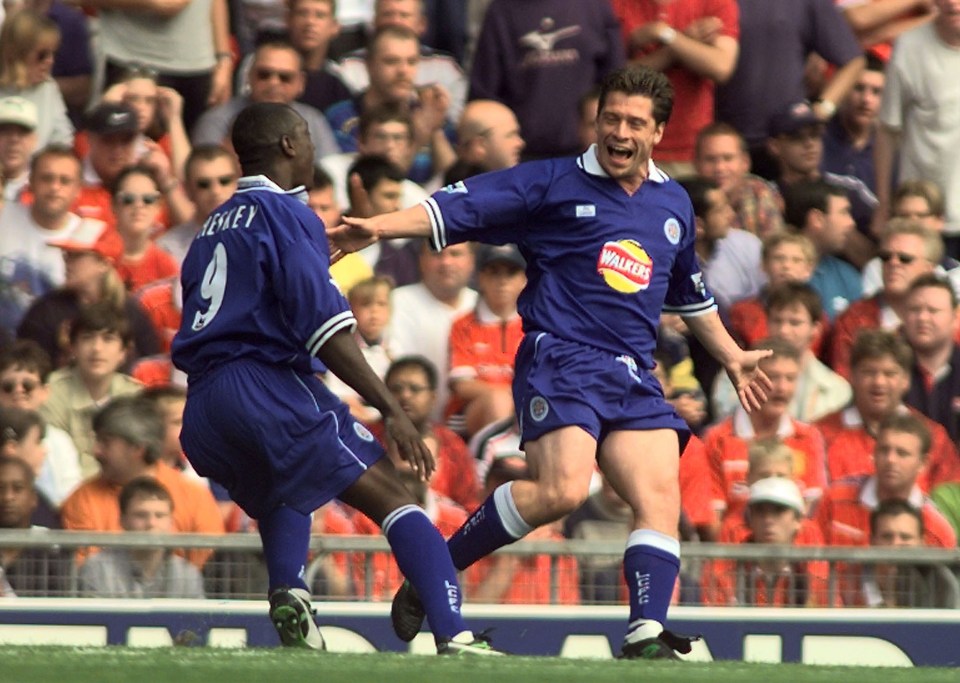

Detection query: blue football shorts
(513, 332), (690, 451)
(180, 359), (384, 519)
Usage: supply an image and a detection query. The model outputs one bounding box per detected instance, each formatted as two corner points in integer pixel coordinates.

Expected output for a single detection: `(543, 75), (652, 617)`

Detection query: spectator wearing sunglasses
(0, 340), (80, 507)
(110, 166), (178, 293)
(0, 10), (73, 150)
(191, 40), (338, 163)
(830, 220), (943, 380)
(157, 145), (238, 268)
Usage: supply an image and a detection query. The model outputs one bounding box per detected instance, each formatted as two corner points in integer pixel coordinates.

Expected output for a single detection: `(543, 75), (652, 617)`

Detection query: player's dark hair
(119, 476), (173, 515)
(782, 180), (848, 231)
(764, 282), (824, 324)
(231, 102), (305, 169)
(598, 66), (674, 126)
(850, 329), (913, 374)
(69, 302), (132, 345)
(385, 355), (438, 391)
(0, 339), (52, 382)
(92, 395), (165, 465)
(348, 154), (405, 192)
(870, 498), (924, 539)
(878, 411), (931, 460)
(677, 176), (720, 219)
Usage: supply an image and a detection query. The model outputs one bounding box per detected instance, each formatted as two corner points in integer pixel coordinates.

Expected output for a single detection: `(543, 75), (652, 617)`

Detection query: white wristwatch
(658, 25), (678, 45)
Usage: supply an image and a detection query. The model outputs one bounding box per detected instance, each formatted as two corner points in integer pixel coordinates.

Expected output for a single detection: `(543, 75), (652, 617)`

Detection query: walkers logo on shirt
(597, 239), (653, 293)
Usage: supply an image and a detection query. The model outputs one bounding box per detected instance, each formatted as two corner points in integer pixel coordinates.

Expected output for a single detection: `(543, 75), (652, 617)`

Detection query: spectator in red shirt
(704, 338), (827, 523)
(729, 232), (817, 350)
(373, 355), (480, 510)
(111, 165), (179, 293)
(446, 243), (525, 437)
(816, 329), (960, 489)
(611, 0), (739, 174)
(702, 477), (831, 606)
(815, 412), (956, 604)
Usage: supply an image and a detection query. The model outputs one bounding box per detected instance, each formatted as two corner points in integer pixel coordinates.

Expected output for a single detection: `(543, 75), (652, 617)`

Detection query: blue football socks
(383, 504), (467, 640)
(623, 529), (681, 638)
(259, 505), (312, 593)
(447, 482), (533, 571)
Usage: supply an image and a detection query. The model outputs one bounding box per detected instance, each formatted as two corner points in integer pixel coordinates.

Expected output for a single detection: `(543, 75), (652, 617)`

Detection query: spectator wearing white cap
(701, 476), (832, 606)
(0, 96), (39, 204)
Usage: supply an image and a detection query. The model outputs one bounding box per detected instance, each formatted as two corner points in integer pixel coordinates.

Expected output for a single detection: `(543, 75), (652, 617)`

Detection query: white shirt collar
(475, 298), (519, 324)
(577, 144), (669, 183)
(237, 175), (308, 204)
(858, 476), (925, 509)
(732, 408), (795, 438)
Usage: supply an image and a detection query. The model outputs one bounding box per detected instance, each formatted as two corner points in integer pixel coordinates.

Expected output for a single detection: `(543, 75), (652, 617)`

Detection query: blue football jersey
(424, 145), (716, 367)
(172, 176), (355, 377)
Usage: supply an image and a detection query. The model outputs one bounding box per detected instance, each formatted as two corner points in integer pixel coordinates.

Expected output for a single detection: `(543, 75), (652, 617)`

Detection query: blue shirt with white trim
(424, 144), (716, 367)
(172, 175), (355, 378)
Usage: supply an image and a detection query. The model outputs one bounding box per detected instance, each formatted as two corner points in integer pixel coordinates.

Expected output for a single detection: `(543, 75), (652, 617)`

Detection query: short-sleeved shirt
(423, 144), (716, 368)
(172, 175), (355, 377)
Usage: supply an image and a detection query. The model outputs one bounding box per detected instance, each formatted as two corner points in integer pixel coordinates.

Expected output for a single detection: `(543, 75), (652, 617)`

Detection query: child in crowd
(324, 276), (396, 423)
(39, 303), (142, 476)
(0, 340), (80, 505)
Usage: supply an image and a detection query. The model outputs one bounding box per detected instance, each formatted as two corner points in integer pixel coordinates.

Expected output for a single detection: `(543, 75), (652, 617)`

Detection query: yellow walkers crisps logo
(597, 239), (652, 293)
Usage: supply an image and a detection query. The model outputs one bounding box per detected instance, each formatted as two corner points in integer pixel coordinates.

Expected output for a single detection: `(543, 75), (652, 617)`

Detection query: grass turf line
(0, 648), (957, 683)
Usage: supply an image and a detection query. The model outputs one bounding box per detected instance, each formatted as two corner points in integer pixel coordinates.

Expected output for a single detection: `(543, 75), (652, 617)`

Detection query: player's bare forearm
(327, 205), (432, 255)
(317, 330), (404, 418)
(681, 310), (741, 367)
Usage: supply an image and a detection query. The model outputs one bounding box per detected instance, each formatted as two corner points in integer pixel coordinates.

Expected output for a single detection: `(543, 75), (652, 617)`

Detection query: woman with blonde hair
(0, 9), (73, 148)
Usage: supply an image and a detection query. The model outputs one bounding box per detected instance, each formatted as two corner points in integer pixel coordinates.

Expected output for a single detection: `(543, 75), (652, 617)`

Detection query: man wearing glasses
(830, 220), (942, 380)
(191, 40), (338, 162)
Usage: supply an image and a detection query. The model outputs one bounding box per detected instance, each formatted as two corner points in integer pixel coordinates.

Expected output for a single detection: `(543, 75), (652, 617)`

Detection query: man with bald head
(456, 100), (525, 172)
(173, 102), (499, 654)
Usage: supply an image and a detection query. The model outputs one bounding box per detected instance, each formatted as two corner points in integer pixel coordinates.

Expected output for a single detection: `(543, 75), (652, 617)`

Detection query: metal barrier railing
(0, 530), (957, 607)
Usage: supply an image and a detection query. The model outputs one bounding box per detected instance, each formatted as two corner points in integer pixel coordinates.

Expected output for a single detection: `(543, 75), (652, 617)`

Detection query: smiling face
(594, 91), (664, 191)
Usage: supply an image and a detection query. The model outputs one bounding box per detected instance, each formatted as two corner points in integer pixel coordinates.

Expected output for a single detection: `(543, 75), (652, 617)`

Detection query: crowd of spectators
(0, 0), (959, 608)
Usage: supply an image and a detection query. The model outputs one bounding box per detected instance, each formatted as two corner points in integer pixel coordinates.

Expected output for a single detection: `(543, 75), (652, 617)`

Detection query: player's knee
(538, 482), (590, 518)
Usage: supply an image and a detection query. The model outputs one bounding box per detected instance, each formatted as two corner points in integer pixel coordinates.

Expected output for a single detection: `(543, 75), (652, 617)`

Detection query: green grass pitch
(0, 647), (956, 683)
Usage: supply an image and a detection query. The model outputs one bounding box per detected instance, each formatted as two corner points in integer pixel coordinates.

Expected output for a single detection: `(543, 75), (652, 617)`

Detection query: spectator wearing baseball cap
(73, 102), (189, 233)
(701, 476), (832, 607)
(0, 96), (39, 203)
(16, 216), (160, 371)
(445, 243), (526, 438)
(767, 99), (880, 269)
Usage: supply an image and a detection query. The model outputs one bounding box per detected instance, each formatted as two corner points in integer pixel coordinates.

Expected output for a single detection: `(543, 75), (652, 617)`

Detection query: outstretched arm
(317, 329), (435, 480)
(326, 203), (433, 259)
(681, 310), (773, 412)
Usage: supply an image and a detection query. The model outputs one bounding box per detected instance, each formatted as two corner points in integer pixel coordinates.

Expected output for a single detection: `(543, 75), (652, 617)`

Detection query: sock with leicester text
(623, 529), (681, 641)
(383, 504), (467, 640)
(446, 482), (534, 571)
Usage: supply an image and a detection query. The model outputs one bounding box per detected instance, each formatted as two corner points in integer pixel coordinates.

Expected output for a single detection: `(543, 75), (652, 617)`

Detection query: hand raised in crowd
(384, 412), (436, 482)
(411, 84), (450, 143)
(208, 59), (233, 107)
(141, 139), (177, 191)
(156, 86), (184, 125)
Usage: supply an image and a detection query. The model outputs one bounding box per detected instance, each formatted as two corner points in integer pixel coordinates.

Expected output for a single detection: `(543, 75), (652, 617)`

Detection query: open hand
(726, 348), (774, 413)
(326, 214), (380, 263)
(384, 413), (436, 481)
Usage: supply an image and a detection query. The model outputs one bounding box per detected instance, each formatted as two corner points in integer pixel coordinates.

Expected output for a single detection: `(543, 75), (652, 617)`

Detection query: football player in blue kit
(171, 102), (500, 655)
(329, 67), (774, 659)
